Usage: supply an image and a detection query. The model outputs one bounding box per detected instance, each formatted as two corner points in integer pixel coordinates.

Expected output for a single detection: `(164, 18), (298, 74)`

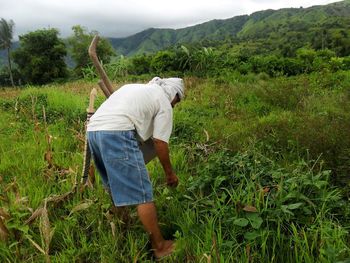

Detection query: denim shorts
(87, 130), (153, 207)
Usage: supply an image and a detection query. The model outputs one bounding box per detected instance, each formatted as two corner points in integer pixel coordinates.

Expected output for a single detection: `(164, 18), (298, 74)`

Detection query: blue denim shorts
(87, 130), (153, 207)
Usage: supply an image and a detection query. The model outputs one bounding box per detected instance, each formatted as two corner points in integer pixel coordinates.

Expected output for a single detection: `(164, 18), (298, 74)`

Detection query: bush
(12, 87), (86, 125)
(343, 56), (350, 70)
(184, 145), (348, 261)
(0, 66), (21, 87)
(129, 55), (152, 75)
(150, 50), (177, 73)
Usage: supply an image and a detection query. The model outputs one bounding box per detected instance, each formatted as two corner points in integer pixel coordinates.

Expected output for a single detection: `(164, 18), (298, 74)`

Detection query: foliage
(0, 18), (15, 87)
(15, 89), (86, 125)
(0, 65), (20, 86)
(67, 25), (115, 77)
(106, 56), (131, 79)
(150, 50), (177, 74)
(1, 73), (350, 261)
(100, 44), (350, 82)
(12, 29), (68, 85)
(0, 18), (14, 51)
(129, 54), (152, 75)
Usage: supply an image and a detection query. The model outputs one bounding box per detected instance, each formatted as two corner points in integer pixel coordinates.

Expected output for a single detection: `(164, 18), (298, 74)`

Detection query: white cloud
(0, 0), (342, 39)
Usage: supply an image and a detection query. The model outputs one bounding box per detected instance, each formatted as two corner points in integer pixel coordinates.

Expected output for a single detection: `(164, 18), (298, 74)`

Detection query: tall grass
(0, 72), (349, 262)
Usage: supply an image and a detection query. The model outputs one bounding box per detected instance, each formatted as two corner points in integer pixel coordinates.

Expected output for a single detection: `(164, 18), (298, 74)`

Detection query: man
(87, 77), (184, 259)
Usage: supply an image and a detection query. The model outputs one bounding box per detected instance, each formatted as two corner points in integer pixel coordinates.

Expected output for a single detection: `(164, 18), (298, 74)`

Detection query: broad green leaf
(233, 218), (249, 227)
(244, 231), (260, 241)
(246, 213), (263, 229)
(250, 217), (263, 229)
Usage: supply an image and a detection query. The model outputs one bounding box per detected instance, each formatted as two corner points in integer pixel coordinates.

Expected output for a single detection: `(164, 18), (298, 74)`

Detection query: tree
(150, 50), (177, 73)
(296, 48), (317, 73)
(0, 18), (15, 87)
(12, 28), (68, 84)
(130, 54), (151, 75)
(68, 25), (115, 76)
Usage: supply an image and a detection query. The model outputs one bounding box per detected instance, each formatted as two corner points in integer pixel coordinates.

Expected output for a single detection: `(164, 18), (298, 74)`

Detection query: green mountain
(1, 0), (349, 66)
(109, 0), (350, 56)
(109, 15), (248, 55)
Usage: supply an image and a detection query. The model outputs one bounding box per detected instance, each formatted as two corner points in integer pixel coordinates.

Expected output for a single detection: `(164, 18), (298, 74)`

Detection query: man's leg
(137, 202), (175, 258)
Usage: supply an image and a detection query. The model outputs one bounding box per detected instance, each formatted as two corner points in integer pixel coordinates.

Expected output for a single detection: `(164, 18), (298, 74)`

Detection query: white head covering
(148, 77), (185, 103)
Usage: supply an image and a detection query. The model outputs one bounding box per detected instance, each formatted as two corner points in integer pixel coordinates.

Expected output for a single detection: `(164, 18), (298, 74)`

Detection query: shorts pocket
(103, 132), (129, 162)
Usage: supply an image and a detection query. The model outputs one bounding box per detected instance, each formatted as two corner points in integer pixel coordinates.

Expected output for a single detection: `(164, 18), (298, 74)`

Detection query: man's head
(171, 93), (181, 108)
(149, 77), (185, 105)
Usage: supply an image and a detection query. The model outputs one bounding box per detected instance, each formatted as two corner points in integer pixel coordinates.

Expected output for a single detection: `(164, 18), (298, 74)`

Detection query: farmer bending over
(87, 77), (184, 259)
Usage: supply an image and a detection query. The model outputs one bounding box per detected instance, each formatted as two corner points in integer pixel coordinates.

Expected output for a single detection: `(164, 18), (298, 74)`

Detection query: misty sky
(0, 0), (342, 39)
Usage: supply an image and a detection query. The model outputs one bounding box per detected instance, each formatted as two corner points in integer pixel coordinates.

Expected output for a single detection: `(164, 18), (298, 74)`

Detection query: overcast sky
(0, 0), (342, 40)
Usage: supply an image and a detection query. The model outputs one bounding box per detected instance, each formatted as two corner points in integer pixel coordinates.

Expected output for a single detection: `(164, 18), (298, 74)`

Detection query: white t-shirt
(87, 83), (173, 143)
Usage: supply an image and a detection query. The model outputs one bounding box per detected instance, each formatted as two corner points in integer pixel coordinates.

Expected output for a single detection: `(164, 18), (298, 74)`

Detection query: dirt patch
(0, 88), (21, 99)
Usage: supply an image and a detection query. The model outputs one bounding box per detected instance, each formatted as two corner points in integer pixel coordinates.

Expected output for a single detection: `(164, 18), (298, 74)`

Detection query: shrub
(129, 55), (152, 75)
(13, 87), (86, 125)
(150, 50), (177, 74)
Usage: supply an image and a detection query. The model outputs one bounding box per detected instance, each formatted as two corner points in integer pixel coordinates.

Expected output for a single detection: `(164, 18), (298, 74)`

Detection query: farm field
(0, 71), (350, 262)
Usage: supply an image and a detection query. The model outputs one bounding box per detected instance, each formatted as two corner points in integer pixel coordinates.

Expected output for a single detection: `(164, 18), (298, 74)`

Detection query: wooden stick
(81, 88), (98, 184)
(98, 79), (111, 98)
(88, 88), (98, 112)
(88, 35), (114, 96)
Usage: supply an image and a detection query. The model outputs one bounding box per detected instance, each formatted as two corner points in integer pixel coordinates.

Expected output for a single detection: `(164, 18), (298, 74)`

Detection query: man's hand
(166, 171), (179, 187)
(153, 138), (179, 187)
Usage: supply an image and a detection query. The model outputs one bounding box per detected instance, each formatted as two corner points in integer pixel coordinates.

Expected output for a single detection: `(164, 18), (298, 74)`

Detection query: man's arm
(153, 138), (178, 187)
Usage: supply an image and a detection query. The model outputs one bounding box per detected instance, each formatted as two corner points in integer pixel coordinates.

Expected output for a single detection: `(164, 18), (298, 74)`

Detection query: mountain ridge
(108, 1), (350, 56)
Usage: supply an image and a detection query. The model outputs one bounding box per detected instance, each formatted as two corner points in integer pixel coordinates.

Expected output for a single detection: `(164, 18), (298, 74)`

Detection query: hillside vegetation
(110, 1), (350, 56)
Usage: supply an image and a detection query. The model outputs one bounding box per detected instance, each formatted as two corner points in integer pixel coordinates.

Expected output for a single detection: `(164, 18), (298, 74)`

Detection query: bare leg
(137, 202), (175, 258)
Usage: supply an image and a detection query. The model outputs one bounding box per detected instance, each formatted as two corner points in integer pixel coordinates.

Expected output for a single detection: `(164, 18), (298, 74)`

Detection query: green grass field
(0, 72), (350, 262)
